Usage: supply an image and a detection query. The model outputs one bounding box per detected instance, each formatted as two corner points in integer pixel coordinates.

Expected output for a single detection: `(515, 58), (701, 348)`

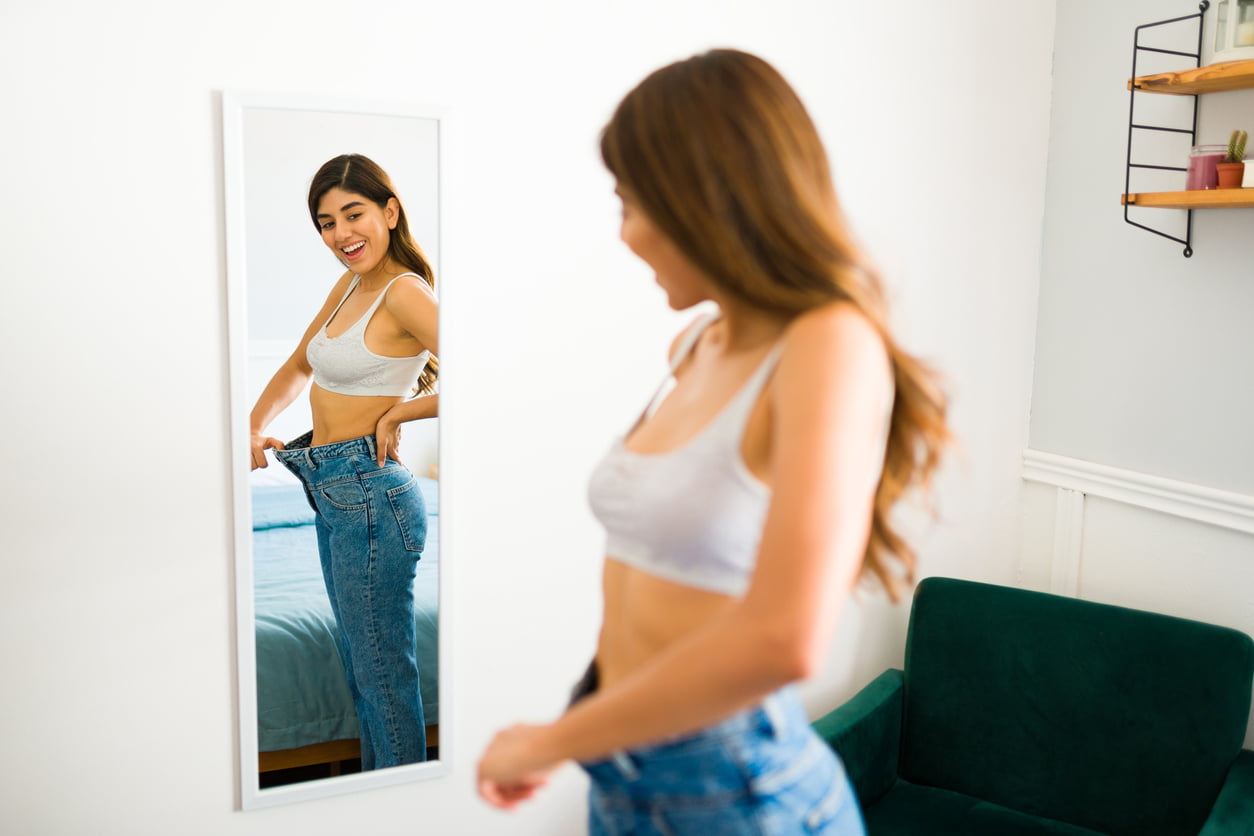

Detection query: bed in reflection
(251, 477), (440, 774)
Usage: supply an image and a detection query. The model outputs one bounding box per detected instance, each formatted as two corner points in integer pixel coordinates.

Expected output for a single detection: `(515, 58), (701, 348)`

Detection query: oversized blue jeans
(579, 686), (866, 835)
(275, 432), (427, 769)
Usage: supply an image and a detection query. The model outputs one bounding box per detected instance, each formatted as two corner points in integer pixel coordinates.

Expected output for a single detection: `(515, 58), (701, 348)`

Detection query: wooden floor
(259, 725), (439, 774)
(259, 756), (362, 788)
(259, 735), (441, 789)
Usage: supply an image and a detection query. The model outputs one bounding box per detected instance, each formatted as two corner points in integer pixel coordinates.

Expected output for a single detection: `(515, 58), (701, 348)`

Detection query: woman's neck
(706, 298), (789, 355)
(357, 257), (405, 290)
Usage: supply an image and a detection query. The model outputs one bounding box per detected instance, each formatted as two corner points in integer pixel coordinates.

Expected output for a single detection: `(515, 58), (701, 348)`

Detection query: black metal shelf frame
(1124, 1), (1209, 257)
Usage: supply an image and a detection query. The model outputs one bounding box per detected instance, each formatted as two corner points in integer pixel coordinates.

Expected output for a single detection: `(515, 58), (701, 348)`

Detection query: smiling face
(315, 187), (399, 275)
(617, 186), (711, 310)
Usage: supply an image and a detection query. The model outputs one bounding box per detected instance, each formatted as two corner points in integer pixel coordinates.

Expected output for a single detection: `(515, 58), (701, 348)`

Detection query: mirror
(222, 91), (450, 809)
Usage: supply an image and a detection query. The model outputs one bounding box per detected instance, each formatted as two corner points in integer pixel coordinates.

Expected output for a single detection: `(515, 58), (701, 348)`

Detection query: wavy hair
(600, 50), (948, 601)
(308, 154), (438, 396)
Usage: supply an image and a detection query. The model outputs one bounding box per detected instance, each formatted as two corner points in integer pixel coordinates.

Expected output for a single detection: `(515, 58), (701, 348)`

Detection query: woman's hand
(375, 410), (404, 467)
(477, 724), (561, 810)
(250, 433), (285, 470)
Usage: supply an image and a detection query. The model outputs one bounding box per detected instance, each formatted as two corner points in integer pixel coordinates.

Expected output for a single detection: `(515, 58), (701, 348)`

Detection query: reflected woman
(249, 154), (438, 769)
(476, 50), (947, 832)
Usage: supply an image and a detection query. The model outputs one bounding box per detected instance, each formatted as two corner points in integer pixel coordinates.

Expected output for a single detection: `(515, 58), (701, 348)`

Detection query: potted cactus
(1216, 129), (1247, 189)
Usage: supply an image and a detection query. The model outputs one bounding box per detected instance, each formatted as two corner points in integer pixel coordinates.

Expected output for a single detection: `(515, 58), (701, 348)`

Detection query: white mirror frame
(222, 90), (453, 809)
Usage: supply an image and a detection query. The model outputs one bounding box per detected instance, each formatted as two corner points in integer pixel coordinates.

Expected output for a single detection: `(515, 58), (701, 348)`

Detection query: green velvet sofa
(814, 577), (1254, 836)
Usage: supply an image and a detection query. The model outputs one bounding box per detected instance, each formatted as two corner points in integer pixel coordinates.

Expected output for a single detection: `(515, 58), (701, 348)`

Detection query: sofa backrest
(899, 577), (1254, 836)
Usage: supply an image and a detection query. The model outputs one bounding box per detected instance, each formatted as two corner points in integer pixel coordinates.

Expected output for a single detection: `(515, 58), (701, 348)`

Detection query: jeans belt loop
(763, 692), (787, 741)
(366, 433), (377, 462)
(303, 447), (316, 470)
(610, 750), (639, 781)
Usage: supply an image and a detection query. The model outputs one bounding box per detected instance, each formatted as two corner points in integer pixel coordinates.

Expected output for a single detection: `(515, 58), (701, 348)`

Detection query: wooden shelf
(1122, 189), (1254, 209)
(1129, 59), (1254, 95)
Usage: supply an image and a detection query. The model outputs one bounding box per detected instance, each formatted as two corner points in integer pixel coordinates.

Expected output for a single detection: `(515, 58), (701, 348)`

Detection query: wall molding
(1022, 449), (1254, 537)
(1049, 488), (1085, 597)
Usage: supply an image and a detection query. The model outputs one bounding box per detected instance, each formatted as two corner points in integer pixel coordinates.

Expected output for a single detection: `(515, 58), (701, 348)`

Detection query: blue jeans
(580, 688), (865, 835)
(275, 432), (427, 769)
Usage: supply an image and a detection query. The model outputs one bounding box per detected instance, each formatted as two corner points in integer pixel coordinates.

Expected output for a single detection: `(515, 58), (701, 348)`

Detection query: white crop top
(586, 314), (783, 597)
(306, 273), (431, 397)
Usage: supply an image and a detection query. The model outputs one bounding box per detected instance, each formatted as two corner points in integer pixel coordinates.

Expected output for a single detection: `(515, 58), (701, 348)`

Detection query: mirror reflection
(224, 94), (445, 806)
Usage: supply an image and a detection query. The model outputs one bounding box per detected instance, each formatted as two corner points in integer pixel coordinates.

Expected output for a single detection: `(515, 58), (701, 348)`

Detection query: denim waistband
(581, 688), (795, 780)
(273, 431), (379, 470)
(647, 688), (791, 750)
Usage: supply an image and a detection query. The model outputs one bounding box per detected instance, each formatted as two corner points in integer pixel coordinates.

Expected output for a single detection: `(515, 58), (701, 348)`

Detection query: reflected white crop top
(306, 273), (431, 397)
(586, 314), (784, 596)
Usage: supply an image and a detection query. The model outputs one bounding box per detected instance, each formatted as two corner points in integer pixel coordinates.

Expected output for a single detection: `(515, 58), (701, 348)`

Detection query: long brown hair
(600, 49), (948, 601)
(308, 154), (438, 396)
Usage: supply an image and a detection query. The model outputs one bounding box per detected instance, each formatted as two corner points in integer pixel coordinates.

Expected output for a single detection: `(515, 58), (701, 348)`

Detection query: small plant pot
(1216, 162), (1245, 189)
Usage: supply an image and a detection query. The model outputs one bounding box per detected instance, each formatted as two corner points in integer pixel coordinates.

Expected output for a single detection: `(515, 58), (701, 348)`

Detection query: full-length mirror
(223, 92), (449, 809)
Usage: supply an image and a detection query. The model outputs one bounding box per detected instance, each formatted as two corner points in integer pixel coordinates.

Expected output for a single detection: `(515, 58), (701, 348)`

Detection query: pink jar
(1186, 145), (1228, 190)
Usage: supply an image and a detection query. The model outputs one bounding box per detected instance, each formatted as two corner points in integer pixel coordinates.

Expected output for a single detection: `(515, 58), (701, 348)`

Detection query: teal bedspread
(252, 479), (440, 753)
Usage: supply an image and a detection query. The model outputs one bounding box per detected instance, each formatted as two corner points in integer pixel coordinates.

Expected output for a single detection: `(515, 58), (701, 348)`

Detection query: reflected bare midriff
(309, 383), (405, 446)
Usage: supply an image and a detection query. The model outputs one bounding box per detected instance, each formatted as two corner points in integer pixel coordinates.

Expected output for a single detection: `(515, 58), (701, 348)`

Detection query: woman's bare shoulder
(774, 303), (891, 401)
(389, 272), (437, 296)
(782, 302), (886, 361)
(789, 301), (879, 339)
(383, 274), (438, 339)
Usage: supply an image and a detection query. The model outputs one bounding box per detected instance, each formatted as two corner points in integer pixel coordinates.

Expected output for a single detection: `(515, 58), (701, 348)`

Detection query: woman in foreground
(478, 49), (947, 833)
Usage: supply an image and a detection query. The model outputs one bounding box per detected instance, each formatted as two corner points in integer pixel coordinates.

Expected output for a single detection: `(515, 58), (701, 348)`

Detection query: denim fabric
(581, 688), (865, 836)
(274, 431), (427, 769)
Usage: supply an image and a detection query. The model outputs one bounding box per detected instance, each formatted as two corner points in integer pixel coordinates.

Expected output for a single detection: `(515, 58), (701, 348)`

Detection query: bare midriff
(309, 384), (405, 446)
(596, 557), (739, 689)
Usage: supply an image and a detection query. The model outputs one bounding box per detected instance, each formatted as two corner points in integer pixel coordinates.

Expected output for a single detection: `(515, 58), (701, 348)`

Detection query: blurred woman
(477, 49), (949, 833)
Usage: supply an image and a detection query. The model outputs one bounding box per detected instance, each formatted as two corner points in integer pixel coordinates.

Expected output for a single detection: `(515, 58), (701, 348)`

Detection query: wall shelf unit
(1130, 59), (1254, 95)
(1122, 2), (1254, 257)
(1122, 189), (1254, 209)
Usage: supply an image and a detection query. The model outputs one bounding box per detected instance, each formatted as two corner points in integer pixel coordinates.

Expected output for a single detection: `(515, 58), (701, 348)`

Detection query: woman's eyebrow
(316, 201), (367, 219)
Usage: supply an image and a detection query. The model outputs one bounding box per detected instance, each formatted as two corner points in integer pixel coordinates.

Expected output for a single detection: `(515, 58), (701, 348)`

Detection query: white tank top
(586, 314), (783, 596)
(306, 273), (431, 398)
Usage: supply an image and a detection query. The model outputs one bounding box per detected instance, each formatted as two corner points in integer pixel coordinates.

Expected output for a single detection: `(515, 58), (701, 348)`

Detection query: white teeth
(342, 241), (365, 254)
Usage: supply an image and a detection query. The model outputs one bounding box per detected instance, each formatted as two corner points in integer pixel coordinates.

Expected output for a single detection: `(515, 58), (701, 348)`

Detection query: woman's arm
(372, 275), (440, 464)
(248, 359), (311, 469)
(477, 304), (894, 804)
(373, 394), (438, 466)
(385, 274), (438, 355)
(248, 272), (355, 469)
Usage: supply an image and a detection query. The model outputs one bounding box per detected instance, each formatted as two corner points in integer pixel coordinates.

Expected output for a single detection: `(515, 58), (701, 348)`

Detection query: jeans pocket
(746, 734), (863, 835)
(387, 476), (427, 553)
(801, 777), (860, 834)
(319, 480), (368, 511)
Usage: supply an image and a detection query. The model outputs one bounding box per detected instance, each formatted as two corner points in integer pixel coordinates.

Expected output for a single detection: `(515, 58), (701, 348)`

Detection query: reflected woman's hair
(599, 49), (949, 601)
(307, 153), (438, 395)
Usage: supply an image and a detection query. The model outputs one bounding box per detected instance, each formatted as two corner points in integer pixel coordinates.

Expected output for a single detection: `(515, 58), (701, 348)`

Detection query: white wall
(1032, 0), (1254, 491)
(1026, 0), (1254, 747)
(0, 1), (1056, 833)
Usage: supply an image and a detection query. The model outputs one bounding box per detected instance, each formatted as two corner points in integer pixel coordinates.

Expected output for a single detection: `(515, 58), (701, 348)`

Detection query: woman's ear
(386, 197), (400, 230)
